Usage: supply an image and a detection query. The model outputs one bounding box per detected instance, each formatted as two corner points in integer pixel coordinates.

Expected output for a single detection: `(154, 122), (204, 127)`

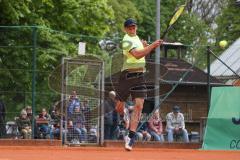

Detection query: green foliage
(132, 0), (187, 40)
(215, 0), (240, 53)
(1, 0), (237, 118)
(107, 0), (140, 36)
(131, 0), (211, 69)
(131, 0), (155, 40)
(170, 12), (211, 69)
(0, 0), (114, 116)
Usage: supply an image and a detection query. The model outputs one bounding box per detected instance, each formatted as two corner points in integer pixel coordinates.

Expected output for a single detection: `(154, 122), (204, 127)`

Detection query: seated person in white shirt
(166, 105), (189, 142)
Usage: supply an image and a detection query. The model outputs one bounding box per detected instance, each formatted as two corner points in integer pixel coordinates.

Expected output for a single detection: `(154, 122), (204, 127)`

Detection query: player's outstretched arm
(130, 39), (163, 59)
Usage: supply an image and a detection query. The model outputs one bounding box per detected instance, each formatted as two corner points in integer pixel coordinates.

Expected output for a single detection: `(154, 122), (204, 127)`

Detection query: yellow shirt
(122, 34), (145, 71)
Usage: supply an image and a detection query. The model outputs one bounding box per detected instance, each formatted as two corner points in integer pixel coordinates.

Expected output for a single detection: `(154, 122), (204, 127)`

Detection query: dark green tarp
(202, 87), (240, 150)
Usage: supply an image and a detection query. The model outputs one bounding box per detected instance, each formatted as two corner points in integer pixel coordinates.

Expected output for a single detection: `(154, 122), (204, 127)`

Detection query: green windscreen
(202, 87), (240, 150)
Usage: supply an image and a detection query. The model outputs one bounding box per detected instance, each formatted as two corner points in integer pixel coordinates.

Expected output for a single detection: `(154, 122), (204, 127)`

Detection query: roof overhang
(215, 75), (240, 80)
(236, 0), (240, 6)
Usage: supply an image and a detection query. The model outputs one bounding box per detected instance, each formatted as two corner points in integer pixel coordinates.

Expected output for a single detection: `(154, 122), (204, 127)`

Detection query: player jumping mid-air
(115, 18), (163, 151)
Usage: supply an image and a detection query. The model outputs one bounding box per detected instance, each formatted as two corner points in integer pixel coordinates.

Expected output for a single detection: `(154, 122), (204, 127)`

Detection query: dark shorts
(116, 70), (147, 101)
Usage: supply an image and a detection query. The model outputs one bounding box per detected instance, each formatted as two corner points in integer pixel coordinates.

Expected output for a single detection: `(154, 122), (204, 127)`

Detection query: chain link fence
(0, 26), (107, 145)
(0, 25), (221, 144)
(59, 57), (104, 145)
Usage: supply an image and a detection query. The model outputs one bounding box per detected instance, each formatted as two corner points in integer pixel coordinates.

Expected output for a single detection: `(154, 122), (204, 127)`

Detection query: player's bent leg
(123, 108), (130, 129)
(125, 98), (144, 151)
(115, 100), (125, 116)
(129, 98), (144, 132)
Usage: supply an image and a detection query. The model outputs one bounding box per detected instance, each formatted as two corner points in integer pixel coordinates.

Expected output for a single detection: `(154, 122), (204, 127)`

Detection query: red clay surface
(0, 146), (239, 160)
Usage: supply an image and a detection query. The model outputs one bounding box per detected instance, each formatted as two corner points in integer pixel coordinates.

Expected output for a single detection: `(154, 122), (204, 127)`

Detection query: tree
(0, 0), (115, 115)
(215, 0), (240, 53)
(130, 0), (211, 69)
(1, 0), (230, 117)
(107, 0), (140, 38)
(188, 0), (226, 25)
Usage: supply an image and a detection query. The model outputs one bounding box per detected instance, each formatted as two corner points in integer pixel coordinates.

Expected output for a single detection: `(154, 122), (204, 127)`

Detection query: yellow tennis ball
(219, 40), (228, 48)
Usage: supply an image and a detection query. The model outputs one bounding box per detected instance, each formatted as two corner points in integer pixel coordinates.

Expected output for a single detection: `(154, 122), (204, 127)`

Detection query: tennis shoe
(125, 136), (135, 151)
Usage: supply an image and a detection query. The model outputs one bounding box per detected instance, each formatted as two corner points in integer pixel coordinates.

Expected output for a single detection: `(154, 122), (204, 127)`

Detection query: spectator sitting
(166, 105), (189, 143)
(136, 115), (151, 141)
(36, 108), (51, 138)
(88, 125), (97, 143)
(67, 90), (80, 119)
(80, 98), (91, 131)
(71, 105), (87, 143)
(104, 91), (120, 140)
(16, 110), (32, 139)
(0, 99), (6, 138)
(67, 120), (79, 144)
(25, 106), (32, 123)
(148, 109), (164, 142)
(50, 109), (61, 139)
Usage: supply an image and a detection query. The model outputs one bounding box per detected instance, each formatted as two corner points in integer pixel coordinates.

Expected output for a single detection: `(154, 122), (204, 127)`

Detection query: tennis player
(115, 18), (163, 151)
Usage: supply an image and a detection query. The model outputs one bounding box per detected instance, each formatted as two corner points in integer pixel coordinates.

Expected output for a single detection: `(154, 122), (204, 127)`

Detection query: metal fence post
(155, 0), (161, 111)
(206, 46), (211, 113)
(100, 62), (105, 146)
(31, 26), (37, 138)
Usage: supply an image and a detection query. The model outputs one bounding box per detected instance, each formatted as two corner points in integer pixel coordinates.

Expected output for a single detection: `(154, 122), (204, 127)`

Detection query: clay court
(0, 146), (239, 160)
